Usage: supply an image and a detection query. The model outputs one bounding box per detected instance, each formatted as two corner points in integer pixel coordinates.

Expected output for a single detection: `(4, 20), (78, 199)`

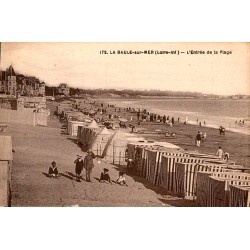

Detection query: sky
(1, 42), (249, 95)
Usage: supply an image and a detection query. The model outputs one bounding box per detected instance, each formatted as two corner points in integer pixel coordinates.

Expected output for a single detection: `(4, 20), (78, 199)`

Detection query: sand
(2, 98), (249, 207)
(1, 102), (196, 207)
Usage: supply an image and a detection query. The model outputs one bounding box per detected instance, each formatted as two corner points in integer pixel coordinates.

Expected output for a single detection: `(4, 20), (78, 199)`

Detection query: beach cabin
(229, 185), (250, 207)
(0, 135), (13, 207)
(196, 171), (250, 207)
(68, 121), (85, 137)
(143, 147), (185, 186)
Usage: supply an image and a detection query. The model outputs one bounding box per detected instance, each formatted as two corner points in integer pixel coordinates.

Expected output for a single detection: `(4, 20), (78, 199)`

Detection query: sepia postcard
(0, 42), (249, 207)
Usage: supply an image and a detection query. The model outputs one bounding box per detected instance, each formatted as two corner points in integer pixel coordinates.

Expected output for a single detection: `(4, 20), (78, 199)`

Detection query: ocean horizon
(100, 98), (250, 135)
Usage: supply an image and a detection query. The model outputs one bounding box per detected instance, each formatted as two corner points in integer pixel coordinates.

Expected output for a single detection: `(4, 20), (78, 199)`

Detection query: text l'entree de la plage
(100, 50), (232, 55)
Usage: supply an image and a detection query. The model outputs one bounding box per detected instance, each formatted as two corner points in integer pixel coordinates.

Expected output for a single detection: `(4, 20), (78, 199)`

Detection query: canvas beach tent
(88, 120), (99, 129)
(101, 130), (143, 165)
(90, 127), (113, 156)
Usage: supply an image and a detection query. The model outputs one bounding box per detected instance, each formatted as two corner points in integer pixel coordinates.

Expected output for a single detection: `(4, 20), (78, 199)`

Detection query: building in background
(58, 83), (70, 96)
(0, 65), (46, 97)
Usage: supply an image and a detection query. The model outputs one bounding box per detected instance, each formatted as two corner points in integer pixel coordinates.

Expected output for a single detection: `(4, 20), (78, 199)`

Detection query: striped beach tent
(209, 177), (250, 207)
(229, 185), (250, 207)
(173, 161), (209, 199)
(144, 149), (186, 186)
(195, 163), (243, 173)
(158, 155), (207, 192)
(196, 171), (212, 207)
(173, 162), (247, 199)
(196, 170), (250, 206)
(198, 173), (250, 207)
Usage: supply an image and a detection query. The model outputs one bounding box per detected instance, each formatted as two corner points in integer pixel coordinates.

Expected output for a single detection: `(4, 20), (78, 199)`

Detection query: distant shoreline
(95, 95), (249, 100)
(97, 97), (250, 136)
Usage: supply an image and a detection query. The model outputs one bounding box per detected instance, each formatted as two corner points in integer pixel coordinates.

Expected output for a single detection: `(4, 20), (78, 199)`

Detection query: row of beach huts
(59, 99), (250, 207)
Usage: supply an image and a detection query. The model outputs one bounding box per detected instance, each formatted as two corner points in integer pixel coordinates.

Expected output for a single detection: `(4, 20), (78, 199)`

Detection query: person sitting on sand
(171, 132), (176, 137)
(100, 168), (112, 184)
(116, 172), (128, 186)
(165, 131), (170, 137)
(224, 152), (230, 161)
(48, 161), (59, 178)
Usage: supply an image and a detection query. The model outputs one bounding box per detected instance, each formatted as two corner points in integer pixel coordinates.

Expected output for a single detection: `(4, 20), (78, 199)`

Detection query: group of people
(48, 149), (128, 186)
(196, 119), (206, 127)
(235, 120), (245, 126)
(99, 168), (128, 186)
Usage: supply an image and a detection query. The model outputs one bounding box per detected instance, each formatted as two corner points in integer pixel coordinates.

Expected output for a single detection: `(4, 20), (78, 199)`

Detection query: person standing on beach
(83, 149), (96, 182)
(216, 146), (224, 159)
(74, 155), (84, 181)
(171, 117), (174, 125)
(163, 115), (166, 124)
(196, 132), (202, 147)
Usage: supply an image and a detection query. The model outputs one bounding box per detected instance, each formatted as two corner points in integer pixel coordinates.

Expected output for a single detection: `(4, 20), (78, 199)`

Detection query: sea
(100, 98), (250, 135)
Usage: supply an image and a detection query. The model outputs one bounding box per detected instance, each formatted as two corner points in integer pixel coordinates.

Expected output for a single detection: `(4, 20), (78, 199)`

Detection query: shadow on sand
(42, 172), (50, 177)
(158, 198), (197, 207)
(67, 137), (81, 147)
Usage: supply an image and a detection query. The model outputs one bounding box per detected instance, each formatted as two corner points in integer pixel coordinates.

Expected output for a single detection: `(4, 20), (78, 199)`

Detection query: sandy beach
(1, 98), (249, 207)
(2, 101), (197, 207)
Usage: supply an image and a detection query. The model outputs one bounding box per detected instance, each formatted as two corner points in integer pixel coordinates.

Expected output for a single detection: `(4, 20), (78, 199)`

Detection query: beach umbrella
(119, 118), (128, 122)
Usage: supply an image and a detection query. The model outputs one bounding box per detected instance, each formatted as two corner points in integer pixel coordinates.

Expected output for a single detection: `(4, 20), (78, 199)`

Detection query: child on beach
(48, 161), (59, 178)
(74, 155), (84, 182)
(100, 168), (112, 184)
(224, 152), (230, 161)
(116, 172), (128, 186)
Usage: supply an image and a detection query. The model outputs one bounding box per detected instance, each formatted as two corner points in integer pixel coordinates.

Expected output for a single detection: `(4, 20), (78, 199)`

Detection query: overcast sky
(1, 42), (249, 95)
